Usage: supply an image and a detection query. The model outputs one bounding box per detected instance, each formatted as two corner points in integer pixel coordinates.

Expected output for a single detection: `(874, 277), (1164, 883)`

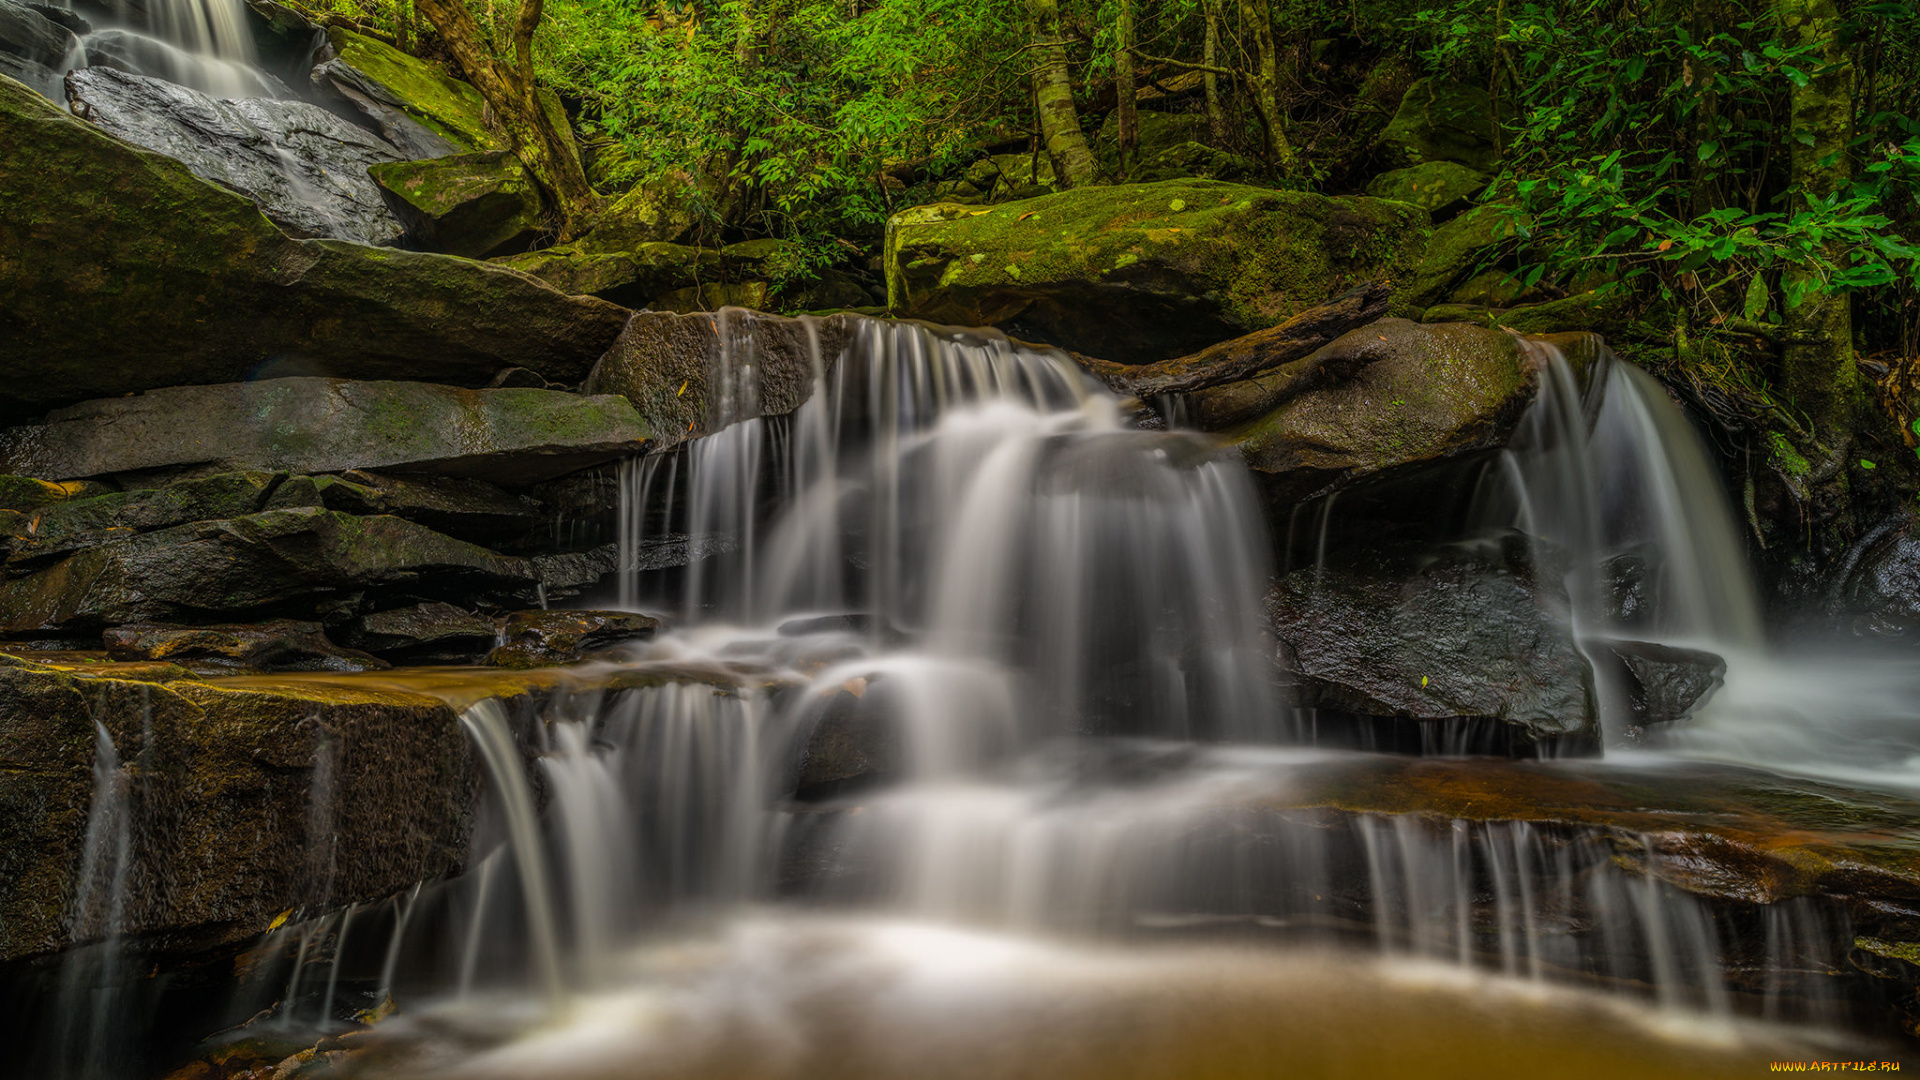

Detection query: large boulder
(370, 150), (546, 258)
(1376, 77), (1501, 173)
(1402, 204), (1525, 310)
(1269, 538), (1597, 753)
(309, 26), (498, 158)
(0, 74), (630, 420)
(884, 180), (1429, 364)
(586, 310), (861, 447)
(0, 653), (475, 961)
(1364, 160), (1487, 218)
(0, 507), (538, 633)
(0, 378), (652, 485)
(65, 66), (406, 245)
(1199, 318), (1537, 503)
(494, 242), (730, 307)
(585, 169), (714, 248)
(1822, 509), (1920, 643)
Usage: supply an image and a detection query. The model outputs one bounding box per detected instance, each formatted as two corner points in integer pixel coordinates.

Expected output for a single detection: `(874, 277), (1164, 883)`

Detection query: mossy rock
(1490, 287), (1636, 336)
(321, 27), (500, 154)
(1364, 160), (1488, 217)
(885, 179), (1430, 364)
(0, 74), (630, 420)
(369, 151), (547, 259)
(656, 280), (771, 313)
(1217, 318), (1535, 503)
(0, 506), (539, 632)
(584, 168), (715, 249)
(0, 377), (651, 485)
(1376, 77), (1502, 173)
(1096, 109), (1210, 174)
(0, 475), (105, 512)
(961, 153), (1057, 202)
(0, 653), (474, 963)
(1401, 203), (1527, 310)
(1132, 141), (1262, 184)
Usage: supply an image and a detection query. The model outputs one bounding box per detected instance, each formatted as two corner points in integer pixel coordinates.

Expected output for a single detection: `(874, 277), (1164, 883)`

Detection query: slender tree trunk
(1114, 0), (1137, 176)
(1029, 0), (1098, 187)
(1236, 0), (1296, 175)
(1778, 0), (1863, 447)
(1202, 0), (1225, 144)
(415, 0), (597, 238)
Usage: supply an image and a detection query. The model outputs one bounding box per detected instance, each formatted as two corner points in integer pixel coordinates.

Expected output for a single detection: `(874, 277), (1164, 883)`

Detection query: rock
(960, 152), (1057, 202)
(1132, 141), (1261, 184)
(585, 310), (861, 448)
(1096, 109), (1209, 171)
(0, 653), (474, 961)
(102, 619), (389, 672)
(1377, 77), (1500, 173)
(1401, 204), (1525, 310)
(0, 507), (537, 633)
(283, 471), (542, 549)
(1446, 268), (1533, 308)
(1203, 319), (1535, 502)
(1598, 639), (1726, 728)
(1364, 160), (1487, 218)
(0, 378), (649, 486)
(586, 170), (712, 248)
(884, 179), (1428, 364)
(6, 471), (280, 565)
(309, 27), (497, 158)
(1824, 509), (1920, 642)
(1268, 538), (1597, 752)
(485, 609), (661, 667)
(655, 280), (771, 313)
(0, 475), (104, 512)
(491, 242), (728, 306)
(0, 74), (631, 420)
(342, 601), (497, 661)
(1490, 288), (1635, 336)
(0, 47), (61, 99)
(530, 543), (620, 599)
(0, 0), (75, 71)
(370, 151), (546, 258)
(64, 66), (406, 245)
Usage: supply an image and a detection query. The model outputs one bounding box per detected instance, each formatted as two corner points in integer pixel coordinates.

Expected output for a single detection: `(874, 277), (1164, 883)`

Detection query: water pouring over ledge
(30, 312), (1920, 1076)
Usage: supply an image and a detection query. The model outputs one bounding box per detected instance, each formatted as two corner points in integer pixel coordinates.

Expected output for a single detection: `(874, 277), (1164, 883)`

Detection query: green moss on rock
(885, 179), (1430, 364)
(326, 28), (500, 153)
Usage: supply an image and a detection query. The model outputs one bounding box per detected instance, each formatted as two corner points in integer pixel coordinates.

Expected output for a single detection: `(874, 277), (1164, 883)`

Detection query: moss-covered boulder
(1364, 160), (1487, 218)
(370, 151), (547, 258)
(885, 180), (1430, 364)
(1208, 318), (1535, 502)
(5, 471), (280, 566)
(1401, 203), (1526, 310)
(0, 377), (651, 485)
(656, 280), (771, 313)
(0, 507), (539, 633)
(584, 169), (713, 248)
(960, 152), (1058, 202)
(0, 74), (630, 420)
(309, 27), (500, 159)
(1132, 141), (1261, 184)
(1096, 109), (1210, 173)
(0, 653), (475, 961)
(585, 310), (862, 447)
(1376, 77), (1501, 173)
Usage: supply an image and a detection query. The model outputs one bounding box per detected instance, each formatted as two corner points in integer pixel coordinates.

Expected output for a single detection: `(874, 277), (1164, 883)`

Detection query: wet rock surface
(0, 653), (475, 963)
(103, 619), (388, 673)
(0, 74), (629, 420)
(342, 601), (497, 663)
(0, 378), (651, 485)
(308, 27), (495, 158)
(1269, 537), (1598, 752)
(65, 66), (406, 245)
(884, 179), (1428, 363)
(485, 609), (662, 667)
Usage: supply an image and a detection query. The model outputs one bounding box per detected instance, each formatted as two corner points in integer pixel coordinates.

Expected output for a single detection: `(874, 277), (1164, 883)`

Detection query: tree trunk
(1778, 0), (1863, 448)
(1114, 0), (1137, 176)
(414, 0), (598, 239)
(1236, 0), (1296, 175)
(1029, 0), (1099, 187)
(1202, 0), (1225, 144)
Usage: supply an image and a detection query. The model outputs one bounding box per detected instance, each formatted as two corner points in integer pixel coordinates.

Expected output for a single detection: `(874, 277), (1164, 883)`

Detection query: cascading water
(70, 313), (1901, 1079)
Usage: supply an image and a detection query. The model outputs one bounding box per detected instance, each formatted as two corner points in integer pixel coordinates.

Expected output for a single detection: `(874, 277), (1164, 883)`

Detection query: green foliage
(1408, 0), (1920, 355)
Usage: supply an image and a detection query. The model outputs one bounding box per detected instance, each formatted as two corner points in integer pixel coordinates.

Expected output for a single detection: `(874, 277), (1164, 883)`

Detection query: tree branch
(1127, 47), (1231, 76)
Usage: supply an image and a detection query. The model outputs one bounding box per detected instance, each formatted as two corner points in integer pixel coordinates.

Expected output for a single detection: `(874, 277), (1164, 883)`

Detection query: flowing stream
(44, 314), (1918, 1077)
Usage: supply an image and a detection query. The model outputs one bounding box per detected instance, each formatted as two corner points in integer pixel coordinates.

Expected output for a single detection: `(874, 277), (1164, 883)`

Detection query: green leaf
(1697, 141), (1719, 161)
